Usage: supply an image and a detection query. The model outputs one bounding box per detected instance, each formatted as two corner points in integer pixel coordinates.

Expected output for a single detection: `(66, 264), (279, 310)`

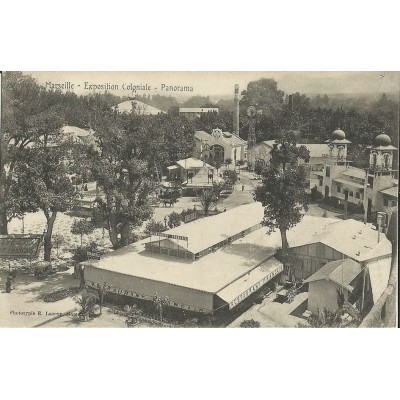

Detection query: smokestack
(233, 84), (240, 136)
(288, 94), (293, 110)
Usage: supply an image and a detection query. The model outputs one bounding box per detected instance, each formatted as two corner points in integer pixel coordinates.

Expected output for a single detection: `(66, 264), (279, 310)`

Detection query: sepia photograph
(0, 71), (398, 329)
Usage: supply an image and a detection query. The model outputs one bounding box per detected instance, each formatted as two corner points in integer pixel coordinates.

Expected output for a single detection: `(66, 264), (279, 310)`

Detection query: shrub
(73, 242), (98, 263)
(74, 291), (97, 315)
(224, 170), (238, 185)
(240, 319), (260, 328)
(311, 186), (323, 202)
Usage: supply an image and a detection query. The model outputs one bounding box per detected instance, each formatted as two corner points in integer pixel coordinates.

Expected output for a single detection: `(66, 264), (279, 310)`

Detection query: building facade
(179, 107), (219, 121)
(315, 130), (398, 216)
(83, 203), (283, 315)
(194, 129), (247, 164)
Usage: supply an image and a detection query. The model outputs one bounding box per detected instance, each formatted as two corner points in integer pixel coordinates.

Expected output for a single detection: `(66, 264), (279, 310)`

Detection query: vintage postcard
(0, 71), (398, 328)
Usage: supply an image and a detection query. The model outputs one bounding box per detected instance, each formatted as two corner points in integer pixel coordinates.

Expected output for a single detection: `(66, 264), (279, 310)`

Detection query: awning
(368, 258), (391, 303)
(167, 165), (178, 170)
(334, 178), (364, 189)
(217, 257), (283, 309)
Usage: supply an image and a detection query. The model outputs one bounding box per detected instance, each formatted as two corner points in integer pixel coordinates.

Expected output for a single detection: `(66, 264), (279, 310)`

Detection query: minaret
(233, 84), (240, 136)
(368, 134), (396, 173)
(326, 128), (351, 162)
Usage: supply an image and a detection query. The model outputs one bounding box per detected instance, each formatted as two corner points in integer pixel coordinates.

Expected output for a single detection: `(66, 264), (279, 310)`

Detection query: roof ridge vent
(356, 251), (360, 256)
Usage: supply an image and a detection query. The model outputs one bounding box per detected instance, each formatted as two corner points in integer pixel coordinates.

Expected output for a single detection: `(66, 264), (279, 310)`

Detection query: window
(368, 176), (374, 189)
(326, 166), (331, 177)
(383, 198), (390, 207)
(336, 185), (341, 193)
(349, 191), (354, 197)
(355, 192), (360, 199)
(319, 178), (323, 187)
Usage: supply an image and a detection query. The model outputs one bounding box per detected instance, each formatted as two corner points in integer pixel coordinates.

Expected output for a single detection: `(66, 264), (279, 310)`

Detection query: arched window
(210, 144), (224, 161)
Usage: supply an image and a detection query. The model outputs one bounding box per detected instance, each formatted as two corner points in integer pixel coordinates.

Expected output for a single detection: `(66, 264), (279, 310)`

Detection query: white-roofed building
(82, 203), (283, 314)
(315, 130), (398, 218)
(113, 99), (165, 115)
(304, 258), (363, 315)
(194, 129), (247, 164)
(179, 107), (218, 121)
(165, 157), (222, 190)
(282, 215), (392, 314)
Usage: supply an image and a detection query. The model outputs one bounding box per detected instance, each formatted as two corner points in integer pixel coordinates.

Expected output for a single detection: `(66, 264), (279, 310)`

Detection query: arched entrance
(210, 144), (224, 161)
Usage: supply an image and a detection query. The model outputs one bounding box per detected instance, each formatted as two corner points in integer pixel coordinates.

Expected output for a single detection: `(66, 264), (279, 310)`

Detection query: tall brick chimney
(233, 84), (240, 136)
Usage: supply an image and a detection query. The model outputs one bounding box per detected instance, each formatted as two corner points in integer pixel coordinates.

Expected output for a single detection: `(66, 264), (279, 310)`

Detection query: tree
(87, 99), (195, 249)
(8, 114), (78, 261)
(224, 170), (238, 186)
(167, 211), (181, 228)
(254, 131), (310, 267)
(71, 218), (95, 246)
(1, 72), (56, 233)
(254, 162), (264, 178)
(210, 157), (223, 176)
(236, 160), (245, 173)
(182, 95), (212, 108)
(144, 219), (166, 237)
(197, 182), (224, 216)
(225, 158), (232, 170)
(240, 78), (285, 113)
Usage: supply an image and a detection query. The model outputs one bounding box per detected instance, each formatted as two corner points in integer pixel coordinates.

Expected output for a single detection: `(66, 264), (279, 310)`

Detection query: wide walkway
(229, 291), (308, 328)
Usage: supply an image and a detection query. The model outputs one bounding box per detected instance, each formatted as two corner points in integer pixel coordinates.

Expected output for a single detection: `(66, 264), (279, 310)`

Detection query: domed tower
(325, 128), (351, 162)
(369, 134), (397, 172)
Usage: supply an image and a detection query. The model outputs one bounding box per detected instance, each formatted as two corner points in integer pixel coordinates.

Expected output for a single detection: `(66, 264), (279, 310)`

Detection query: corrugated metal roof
(216, 257), (283, 307)
(304, 259), (361, 291)
(83, 225), (276, 293)
(195, 130), (246, 146)
(164, 202), (264, 253)
(287, 216), (392, 262)
(380, 186), (398, 198)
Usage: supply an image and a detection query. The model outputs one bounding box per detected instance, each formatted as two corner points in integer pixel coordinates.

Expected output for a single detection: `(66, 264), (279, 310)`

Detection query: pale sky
(27, 71), (399, 100)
